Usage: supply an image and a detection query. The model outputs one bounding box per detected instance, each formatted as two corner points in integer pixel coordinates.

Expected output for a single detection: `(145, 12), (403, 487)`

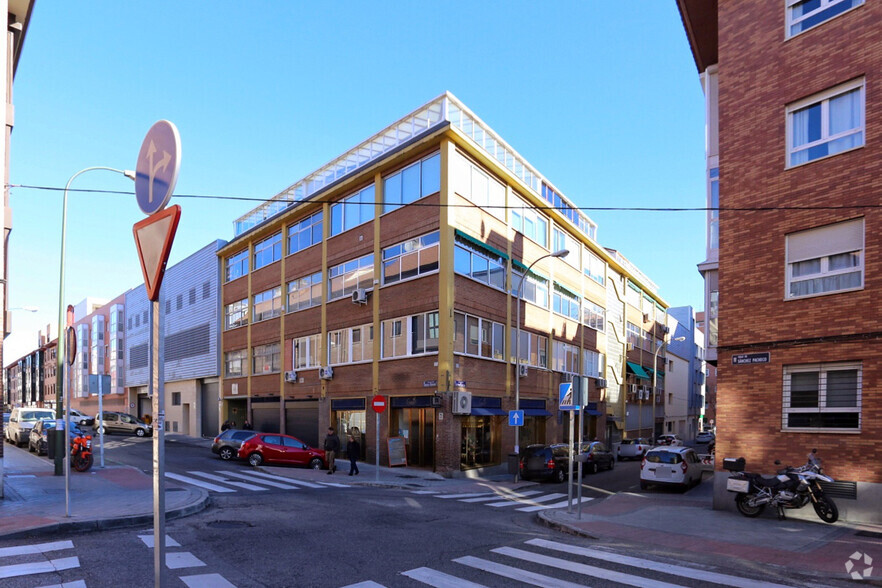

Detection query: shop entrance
(389, 396), (435, 468)
(331, 398), (366, 460)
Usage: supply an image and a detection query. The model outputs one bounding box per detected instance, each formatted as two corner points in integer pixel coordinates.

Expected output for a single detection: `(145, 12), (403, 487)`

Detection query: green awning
(626, 362), (650, 379)
(454, 229), (508, 261)
(512, 259), (549, 282)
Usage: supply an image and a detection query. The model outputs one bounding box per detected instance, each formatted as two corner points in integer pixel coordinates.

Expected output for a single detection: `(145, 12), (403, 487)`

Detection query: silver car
(94, 411), (152, 437)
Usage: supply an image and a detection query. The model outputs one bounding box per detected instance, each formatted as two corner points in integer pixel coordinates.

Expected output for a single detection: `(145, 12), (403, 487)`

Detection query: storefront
(461, 396), (504, 470)
(331, 398), (366, 459)
(519, 398), (552, 446)
(390, 395), (435, 468)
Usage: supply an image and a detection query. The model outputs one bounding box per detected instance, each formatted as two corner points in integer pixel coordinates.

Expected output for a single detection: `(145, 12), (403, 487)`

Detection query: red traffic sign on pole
(372, 395), (387, 414)
(133, 204), (181, 301)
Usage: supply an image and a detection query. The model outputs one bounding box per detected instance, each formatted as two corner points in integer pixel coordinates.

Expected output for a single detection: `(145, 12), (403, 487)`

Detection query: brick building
(220, 93), (671, 475)
(678, 0), (881, 522)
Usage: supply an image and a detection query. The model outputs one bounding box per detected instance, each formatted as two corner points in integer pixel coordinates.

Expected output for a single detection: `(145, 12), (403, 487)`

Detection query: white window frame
(330, 185), (375, 236)
(782, 362), (861, 432)
(380, 311), (439, 359)
(583, 300), (605, 332)
(252, 342), (281, 375)
(293, 334), (321, 370)
(583, 248), (605, 285)
(382, 152), (440, 214)
(510, 194), (549, 250)
(287, 211), (322, 256)
(786, 0), (863, 38)
(224, 299), (248, 330)
(583, 349), (605, 379)
(785, 218), (864, 299)
(552, 283), (580, 321)
(382, 231), (440, 286)
(552, 341), (580, 375)
(224, 349), (247, 377)
(786, 78), (864, 168)
(509, 329), (548, 369)
(287, 272), (322, 312)
(328, 254), (374, 301)
(453, 311), (505, 361)
(454, 236), (506, 291)
(253, 232), (282, 270)
(253, 287), (282, 322)
(225, 250), (248, 282)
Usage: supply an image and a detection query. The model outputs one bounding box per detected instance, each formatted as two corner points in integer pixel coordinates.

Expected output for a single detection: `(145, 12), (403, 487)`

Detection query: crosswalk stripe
(515, 496), (593, 512)
(187, 471), (268, 491)
(403, 566), (488, 587)
(242, 470), (324, 488)
(486, 493), (567, 508)
(494, 546), (686, 588)
(37, 580), (87, 588)
(138, 534), (181, 548)
(0, 540), (73, 558)
(454, 555), (585, 588)
(320, 481), (350, 488)
(0, 556), (80, 580)
(340, 581), (386, 588)
(436, 492), (496, 499)
(221, 471), (304, 490)
(166, 551), (206, 570)
(460, 490), (543, 503)
(166, 472), (236, 493)
(525, 539), (795, 588)
(180, 573), (238, 588)
(409, 490), (439, 495)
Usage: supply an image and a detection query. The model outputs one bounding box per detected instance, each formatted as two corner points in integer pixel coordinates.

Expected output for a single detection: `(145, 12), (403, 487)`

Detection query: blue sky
(6, 2), (706, 362)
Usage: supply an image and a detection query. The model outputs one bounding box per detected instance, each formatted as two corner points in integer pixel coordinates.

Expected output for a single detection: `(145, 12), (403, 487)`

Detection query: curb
(535, 510), (600, 540)
(0, 489), (211, 541)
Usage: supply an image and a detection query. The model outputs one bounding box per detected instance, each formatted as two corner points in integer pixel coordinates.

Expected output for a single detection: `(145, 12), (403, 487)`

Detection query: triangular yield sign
(133, 204), (181, 301)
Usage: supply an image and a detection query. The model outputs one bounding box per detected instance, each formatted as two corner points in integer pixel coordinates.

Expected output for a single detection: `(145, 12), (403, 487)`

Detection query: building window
(783, 362), (861, 431)
(328, 329), (349, 366)
(288, 211), (323, 255)
(171, 392), (181, 406)
(552, 226), (580, 269)
(165, 300), (171, 315)
(583, 300), (605, 332)
(252, 343), (281, 375)
(786, 0), (863, 37)
(510, 195), (549, 249)
(381, 319), (405, 359)
(189, 288), (196, 305)
(253, 287), (282, 322)
(510, 330), (547, 368)
(328, 255), (373, 301)
(382, 152), (440, 214)
(627, 322), (643, 349)
(224, 350), (247, 377)
(330, 185), (375, 236)
(708, 167), (719, 251)
(552, 341), (580, 374)
(293, 334), (321, 370)
(203, 281), (211, 300)
(511, 268), (549, 309)
(786, 218), (863, 299)
(552, 283), (580, 321)
(225, 250), (248, 282)
(454, 312), (504, 360)
(787, 79), (864, 167)
(287, 272), (322, 312)
(583, 349), (605, 379)
(176, 295), (183, 311)
(452, 152), (506, 221)
(328, 324), (374, 365)
(454, 235), (506, 290)
(411, 311), (439, 354)
(383, 231), (440, 285)
(380, 311), (439, 358)
(254, 232), (282, 270)
(583, 249), (605, 285)
(224, 299), (248, 330)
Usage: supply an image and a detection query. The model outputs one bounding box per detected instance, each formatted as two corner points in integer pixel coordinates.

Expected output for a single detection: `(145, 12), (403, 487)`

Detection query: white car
(640, 447), (703, 491)
(695, 431), (715, 444)
(5, 407), (56, 447)
(656, 434), (684, 446)
(617, 437), (650, 460)
(67, 408), (91, 426)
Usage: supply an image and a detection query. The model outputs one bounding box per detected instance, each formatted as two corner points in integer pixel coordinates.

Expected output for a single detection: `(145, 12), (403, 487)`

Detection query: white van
(6, 407), (55, 447)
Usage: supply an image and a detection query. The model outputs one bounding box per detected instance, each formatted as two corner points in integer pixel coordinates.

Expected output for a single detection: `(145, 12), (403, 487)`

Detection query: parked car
(617, 438), (650, 461)
(577, 441), (615, 474)
(519, 444), (569, 483)
(67, 409), (91, 427)
(640, 447), (703, 491)
(212, 429), (257, 460)
(656, 434), (684, 446)
(94, 411), (152, 437)
(6, 407), (55, 446)
(695, 431), (715, 444)
(28, 420), (86, 455)
(237, 433), (326, 469)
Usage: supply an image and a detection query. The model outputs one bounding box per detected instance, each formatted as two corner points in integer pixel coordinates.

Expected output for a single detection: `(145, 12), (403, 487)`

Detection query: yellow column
(373, 172), (383, 394)
(438, 139), (456, 394)
(320, 203), (329, 400)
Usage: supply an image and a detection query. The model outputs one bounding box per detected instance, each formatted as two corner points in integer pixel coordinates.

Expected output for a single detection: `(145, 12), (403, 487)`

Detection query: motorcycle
(725, 449), (838, 524)
(70, 430), (94, 472)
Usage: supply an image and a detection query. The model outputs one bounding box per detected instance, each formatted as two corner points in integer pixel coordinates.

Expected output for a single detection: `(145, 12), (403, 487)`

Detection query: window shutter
(787, 218), (863, 263)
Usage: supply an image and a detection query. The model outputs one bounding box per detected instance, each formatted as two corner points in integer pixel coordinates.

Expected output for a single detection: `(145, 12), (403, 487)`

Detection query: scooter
(725, 449), (838, 523)
(71, 430), (94, 472)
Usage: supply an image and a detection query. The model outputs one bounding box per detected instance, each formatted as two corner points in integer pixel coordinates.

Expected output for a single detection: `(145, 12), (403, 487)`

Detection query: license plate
(727, 478), (749, 493)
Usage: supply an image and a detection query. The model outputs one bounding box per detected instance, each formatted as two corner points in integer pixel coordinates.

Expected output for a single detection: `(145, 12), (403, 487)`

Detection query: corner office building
(219, 93), (670, 474)
(678, 0), (882, 522)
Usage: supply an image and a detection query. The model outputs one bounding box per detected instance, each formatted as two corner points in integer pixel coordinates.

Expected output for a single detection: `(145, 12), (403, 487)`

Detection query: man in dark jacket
(323, 427), (340, 474)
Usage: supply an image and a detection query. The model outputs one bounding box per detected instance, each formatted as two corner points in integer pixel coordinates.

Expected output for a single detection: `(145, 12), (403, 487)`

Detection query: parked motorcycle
(71, 430), (93, 472)
(725, 449), (838, 524)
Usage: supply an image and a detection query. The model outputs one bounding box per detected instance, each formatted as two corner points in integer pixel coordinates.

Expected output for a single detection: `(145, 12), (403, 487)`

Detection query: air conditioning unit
(518, 364), (529, 378)
(351, 288), (368, 304)
(628, 383), (638, 396)
(319, 366), (334, 380)
(626, 343), (635, 351)
(663, 325), (670, 334)
(452, 391), (472, 415)
(284, 371), (298, 383)
(596, 378), (607, 389)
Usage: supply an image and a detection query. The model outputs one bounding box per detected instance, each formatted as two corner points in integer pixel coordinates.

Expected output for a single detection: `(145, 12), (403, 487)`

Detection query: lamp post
(652, 334), (685, 441)
(513, 248), (568, 479)
(55, 167), (134, 485)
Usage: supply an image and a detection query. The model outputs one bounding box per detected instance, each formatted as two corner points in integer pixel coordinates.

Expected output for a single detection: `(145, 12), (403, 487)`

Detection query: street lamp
(652, 334), (685, 441)
(513, 248), (568, 478)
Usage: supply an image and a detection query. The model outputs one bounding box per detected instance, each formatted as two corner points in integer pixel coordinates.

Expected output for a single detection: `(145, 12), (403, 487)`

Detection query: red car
(237, 433), (327, 469)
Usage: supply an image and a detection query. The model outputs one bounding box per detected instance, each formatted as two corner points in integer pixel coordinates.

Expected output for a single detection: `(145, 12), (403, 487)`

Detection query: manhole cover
(207, 521), (250, 529)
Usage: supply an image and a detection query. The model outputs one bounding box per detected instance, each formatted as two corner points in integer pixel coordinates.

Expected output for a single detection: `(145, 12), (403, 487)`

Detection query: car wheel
(309, 458), (323, 470)
(608, 458), (615, 471)
(553, 468), (566, 484)
(218, 447), (235, 461)
(248, 452), (263, 467)
(640, 480), (649, 490)
(28, 441), (35, 453)
(135, 428), (146, 437)
(97, 426), (106, 435)
(589, 462), (598, 475)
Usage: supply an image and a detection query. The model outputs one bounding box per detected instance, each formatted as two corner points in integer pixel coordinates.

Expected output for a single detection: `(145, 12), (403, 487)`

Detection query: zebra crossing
(411, 489), (593, 512)
(343, 537), (800, 588)
(165, 468), (352, 493)
(0, 539), (85, 586)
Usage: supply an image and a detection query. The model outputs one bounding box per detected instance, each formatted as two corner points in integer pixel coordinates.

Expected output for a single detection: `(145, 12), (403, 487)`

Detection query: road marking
(243, 470), (324, 489)
(180, 573), (237, 588)
(187, 471), (268, 491)
(340, 582), (386, 588)
(319, 481), (350, 488)
(0, 540), (73, 558)
(435, 492), (496, 499)
(166, 472), (235, 493)
(486, 492), (567, 508)
(166, 552), (206, 570)
(36, 580), (87, 588)
(454, 555), (585, 588)
(459, 490), (543, 503)
(138, 534), (181, 548)
(409, 490), (439, 495)
(493, 546), (686, 588)
(0, 556), (79, 580)
(220, 470), (304, 490)
(515, 496), (593, 512)
(525, 539), (796, 588)
(403, 566), (489, 587)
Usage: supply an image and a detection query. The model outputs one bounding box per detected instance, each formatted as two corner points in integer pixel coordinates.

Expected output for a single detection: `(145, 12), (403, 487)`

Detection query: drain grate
(207, 520), (251, 529)
(855, 530), (882, 539)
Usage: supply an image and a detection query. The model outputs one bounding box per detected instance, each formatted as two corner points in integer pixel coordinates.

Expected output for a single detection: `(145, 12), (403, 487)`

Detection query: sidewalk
(0, 443), (209, 540)
(538, 475), (882, 585)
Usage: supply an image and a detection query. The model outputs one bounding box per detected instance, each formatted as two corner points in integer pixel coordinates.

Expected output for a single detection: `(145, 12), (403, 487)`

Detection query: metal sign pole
(567, 411), (574, 514)
(151, 298), (166, 587)
(375, 412), (380, 483)
(98, 373), (104, 468)
(64, 359), (70, 517)
(577, 406), (584, 519)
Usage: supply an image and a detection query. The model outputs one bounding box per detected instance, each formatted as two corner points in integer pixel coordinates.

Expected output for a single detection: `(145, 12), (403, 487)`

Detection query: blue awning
(471, 408), (507, 416)
(626, 362), (650, 379)
(523, 408), (553, 417)
(583, 409), (603, 416)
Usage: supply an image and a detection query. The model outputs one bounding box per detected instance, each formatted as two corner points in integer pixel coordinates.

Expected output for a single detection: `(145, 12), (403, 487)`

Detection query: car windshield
(645, 451), (683, 464)
(22, 411), (54, 421)
(621, 440), (637, 445)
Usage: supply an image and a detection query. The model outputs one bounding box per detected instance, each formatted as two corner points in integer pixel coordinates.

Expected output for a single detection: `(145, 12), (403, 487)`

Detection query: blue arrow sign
(135, 120), (181, 215)
(508, 410), (524, 426)
(560, 382), (576, 411)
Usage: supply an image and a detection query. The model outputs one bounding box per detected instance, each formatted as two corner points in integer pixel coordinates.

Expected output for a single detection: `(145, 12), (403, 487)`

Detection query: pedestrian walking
(243, 419), (253, 430)
(323, 427), (340, 474)
(347, 434), (360, 476)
